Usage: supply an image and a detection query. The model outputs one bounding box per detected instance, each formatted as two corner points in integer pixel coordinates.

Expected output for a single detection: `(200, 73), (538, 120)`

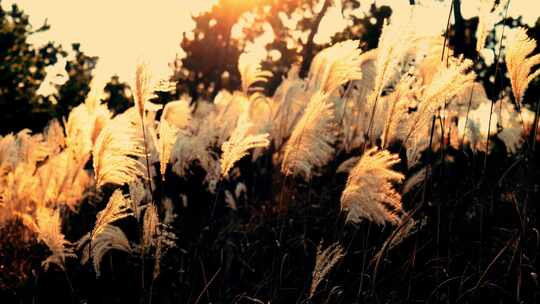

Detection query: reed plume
(402, 57), (475, 146)
(281, 91), (335, 180)
(238, 52), (273, 94)
(158, 119), (179, 179)
(505, 27), (540, 107)
(19, 206), (76, 270)
(270, 65), (309, 148)
(341, 148), (405, 225)
(309, 242), (345, 298)
(220, 112), (270, 177)
(364, 18), (413, 142)
(92, 190), (134, 237)
(92, 109), (146, 187)
(142, 204), (158, 255)
(134, 64), (155, 119)
(306, 40), (363, 94)
(78, 189), (134, 276)
(158, 99), (192, 179)
(35, 149), (92, 210)
(83, 224), (132, 277)
(64, 96), (111, 158)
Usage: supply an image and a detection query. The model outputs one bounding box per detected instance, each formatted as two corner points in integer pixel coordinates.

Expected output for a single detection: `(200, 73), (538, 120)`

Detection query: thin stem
(62, 269), (75, 304)
(532, 99), (540, 152)
(138, 114), (153, 297)
(422, 115), (437, 205)
(461, 81), (477, 147)
(364, 94), (380, 151)
(356, 222), (372, 301)
(483, 0), (510, 173)
(441, 1), (454, 62)
(193, 266), (222, 304)
(140, 116), (154, 199)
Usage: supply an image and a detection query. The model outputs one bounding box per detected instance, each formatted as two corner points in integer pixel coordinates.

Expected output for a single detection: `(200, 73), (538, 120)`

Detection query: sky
(4, 0), (217, 89)
(3, 0), (539, 94)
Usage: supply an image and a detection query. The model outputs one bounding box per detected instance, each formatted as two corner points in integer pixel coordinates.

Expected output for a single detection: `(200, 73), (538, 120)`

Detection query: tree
(172, 0), (393, 100)
(102, 75), (134, 115)
(54, 43), (97, 118)
(0, 3), (64, 133)
(172, 0), (269, 101)
(0, 3), (97, 134)
(330, 2), (391, 50)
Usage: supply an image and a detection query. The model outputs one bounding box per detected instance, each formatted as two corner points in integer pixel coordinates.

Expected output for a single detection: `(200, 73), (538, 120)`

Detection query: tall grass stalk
(483, 0), (510, 174)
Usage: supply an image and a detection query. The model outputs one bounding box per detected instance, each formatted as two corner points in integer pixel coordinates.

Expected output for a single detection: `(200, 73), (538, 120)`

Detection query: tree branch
(299, 0), (332, 78)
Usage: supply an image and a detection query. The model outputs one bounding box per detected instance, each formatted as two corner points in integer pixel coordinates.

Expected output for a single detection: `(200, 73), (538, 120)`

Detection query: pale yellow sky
(3, 0), (538, 94)
(5, 0), (217, 89)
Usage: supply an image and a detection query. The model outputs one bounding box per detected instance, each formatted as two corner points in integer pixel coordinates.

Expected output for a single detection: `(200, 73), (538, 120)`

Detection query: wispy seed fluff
(238, 51), (273, 94)
(134, 64), (155, 119)
(281, 91), (336, 180)
(505, 27), (540, 107)
(341, 148), (405, 225)
(306, 40), (363, 94)
(19, 206), (76, 271)
(309, 242), (345, 298)
(220, 112), (270, 177)
(92, 109), (146, 188)
(158, 99), (191, 179)
(79, 189), (134, 277)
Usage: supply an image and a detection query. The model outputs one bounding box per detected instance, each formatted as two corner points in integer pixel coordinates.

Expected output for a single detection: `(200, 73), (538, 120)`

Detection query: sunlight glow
(3, 0), (537, 94)
(5, 0), (218, 88)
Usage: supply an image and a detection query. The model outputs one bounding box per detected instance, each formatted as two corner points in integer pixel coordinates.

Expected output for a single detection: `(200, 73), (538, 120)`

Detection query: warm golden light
(4, 0), (537, 92)
(1, 1), (539, 302)
(5, 0), (218, 88)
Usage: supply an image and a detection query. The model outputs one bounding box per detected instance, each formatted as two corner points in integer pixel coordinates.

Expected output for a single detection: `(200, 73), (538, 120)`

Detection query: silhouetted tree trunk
(299, 0), (332, 78)
(452, 0), (466, 55)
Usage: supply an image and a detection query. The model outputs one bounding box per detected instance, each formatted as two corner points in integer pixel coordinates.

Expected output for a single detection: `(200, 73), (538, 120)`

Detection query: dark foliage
(0, 3), (97, 134)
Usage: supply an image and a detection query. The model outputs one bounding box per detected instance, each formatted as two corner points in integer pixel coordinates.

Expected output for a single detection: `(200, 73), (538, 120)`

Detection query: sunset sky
(5, 0), (218, 89)
(3, 0), (538, 93)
